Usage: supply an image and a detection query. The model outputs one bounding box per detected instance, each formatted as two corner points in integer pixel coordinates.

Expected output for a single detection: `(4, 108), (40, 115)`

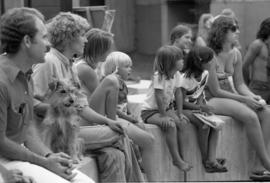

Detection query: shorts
(249, 80), (270, 103)
(141, 105), (173, 123)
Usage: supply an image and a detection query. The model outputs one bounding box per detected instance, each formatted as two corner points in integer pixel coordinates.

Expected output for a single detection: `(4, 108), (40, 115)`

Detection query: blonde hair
(198, 13), (213, 38)
(103, 51), (132, 76)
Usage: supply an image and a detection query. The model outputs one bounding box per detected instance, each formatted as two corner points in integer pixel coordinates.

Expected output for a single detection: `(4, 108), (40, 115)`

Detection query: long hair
(153, 45), (183, 80)
(170, 24), (191, 45)
(207, 16), (235, 54)
(83, 28), (114, 67)
(182, 46), (214, 79)
(256, 17), (270, 41)
(0, 7), (44, 54)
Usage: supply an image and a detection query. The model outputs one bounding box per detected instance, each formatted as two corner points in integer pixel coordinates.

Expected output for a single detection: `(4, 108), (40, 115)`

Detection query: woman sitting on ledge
(206, 15), (270, 181)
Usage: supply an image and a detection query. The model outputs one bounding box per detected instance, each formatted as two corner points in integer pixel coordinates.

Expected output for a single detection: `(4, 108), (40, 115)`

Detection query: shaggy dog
(41, 80), (84, 163)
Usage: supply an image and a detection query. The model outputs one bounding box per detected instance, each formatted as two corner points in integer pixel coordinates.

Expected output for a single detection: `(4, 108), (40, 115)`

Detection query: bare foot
(173, 160), (193, 172)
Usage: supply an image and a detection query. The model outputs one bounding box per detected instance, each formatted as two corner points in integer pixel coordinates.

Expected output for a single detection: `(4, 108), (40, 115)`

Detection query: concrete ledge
(77, 156), (99, 182)
(76, 116), (255, 182)
(145, 116), (255, 182)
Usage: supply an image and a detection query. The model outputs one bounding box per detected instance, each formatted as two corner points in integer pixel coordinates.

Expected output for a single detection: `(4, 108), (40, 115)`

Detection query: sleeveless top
(116, 75), (129, 114)
(180, 70), (209, 104)
(205, 49), (238, 100)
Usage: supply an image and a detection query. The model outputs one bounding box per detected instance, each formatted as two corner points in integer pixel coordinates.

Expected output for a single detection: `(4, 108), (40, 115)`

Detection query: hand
(252, 95), (262, 101)
(243, 96), (264, 111)
(178, 114), (189, 124)
(200, 104), (214, 114)
(44, 152), (77, 181)
(159, 115), (175, 131)
(2, 169), (36, 183)
(107, 120), (125, 135)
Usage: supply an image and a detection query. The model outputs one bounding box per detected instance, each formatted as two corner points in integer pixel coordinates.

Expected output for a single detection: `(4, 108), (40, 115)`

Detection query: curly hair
(47, 12), (90, 52)
(256, 17), (270, 41)
(207, 15), (235, 54)
(154, 45), (183, 80)
(170, 24), (191, 45)
(182, 46), (214, 79)
(0, 7), (44, 54)
(83, 28), (114, 66)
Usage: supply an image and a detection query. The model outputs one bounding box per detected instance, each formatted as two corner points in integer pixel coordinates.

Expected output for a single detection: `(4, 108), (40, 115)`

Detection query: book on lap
(193, 112), (225, 130)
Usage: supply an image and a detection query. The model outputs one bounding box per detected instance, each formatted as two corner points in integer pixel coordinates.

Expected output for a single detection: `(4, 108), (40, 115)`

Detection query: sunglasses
(230, 24), (239, 32)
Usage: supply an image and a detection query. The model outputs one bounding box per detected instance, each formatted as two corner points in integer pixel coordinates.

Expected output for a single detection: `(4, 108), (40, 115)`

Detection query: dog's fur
(41, 79), (84, 162)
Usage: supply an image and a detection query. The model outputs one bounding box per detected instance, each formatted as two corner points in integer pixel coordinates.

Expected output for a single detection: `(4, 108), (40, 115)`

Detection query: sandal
(203, 160), (228, 173)
(250, 170), (270, 181)
(216, 158), (226, 166)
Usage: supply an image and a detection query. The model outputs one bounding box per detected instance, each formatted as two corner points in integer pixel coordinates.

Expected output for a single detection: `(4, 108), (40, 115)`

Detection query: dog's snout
(69, 98), (74, 104)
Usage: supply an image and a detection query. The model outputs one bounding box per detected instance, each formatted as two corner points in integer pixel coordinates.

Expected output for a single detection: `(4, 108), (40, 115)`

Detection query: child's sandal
(203, 160), (228, 173)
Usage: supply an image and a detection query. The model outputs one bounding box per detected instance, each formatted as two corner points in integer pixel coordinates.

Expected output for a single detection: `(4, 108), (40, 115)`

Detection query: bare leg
(182, 110), (210, 162)
(207, 129), (219, 162)
(147, 113), (192, 171)
(89, 77), (118, 119)
(252, 107), (270, 172)
(208, 98), (270, 171)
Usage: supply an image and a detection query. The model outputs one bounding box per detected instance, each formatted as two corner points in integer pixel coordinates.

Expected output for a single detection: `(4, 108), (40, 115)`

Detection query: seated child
(103, 51), (144, 126)
(179, 46), (227, 173)
(140, 45), (192, 172)
(100, 51), (155, 179)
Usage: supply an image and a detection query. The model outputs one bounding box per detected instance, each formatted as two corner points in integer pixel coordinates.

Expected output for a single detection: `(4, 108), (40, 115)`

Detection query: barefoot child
(103, 51), (143, 125)
(102, 51), (155, 179)
(180, 46), (227, 173)
(140, 45), (192, 172)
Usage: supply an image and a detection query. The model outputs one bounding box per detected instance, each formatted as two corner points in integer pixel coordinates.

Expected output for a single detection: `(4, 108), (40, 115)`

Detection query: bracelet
(44, 153), (52, 158)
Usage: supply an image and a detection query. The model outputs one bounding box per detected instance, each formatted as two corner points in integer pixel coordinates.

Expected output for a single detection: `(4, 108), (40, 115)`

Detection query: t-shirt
(141, 71), (182, 110)
(180, 70), (209, 104)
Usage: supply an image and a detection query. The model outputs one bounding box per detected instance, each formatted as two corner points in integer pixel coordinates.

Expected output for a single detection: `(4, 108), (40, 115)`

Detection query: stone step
(77, 156), (99, 182)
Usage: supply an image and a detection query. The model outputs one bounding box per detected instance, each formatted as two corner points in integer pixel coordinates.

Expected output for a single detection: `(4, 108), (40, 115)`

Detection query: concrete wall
(211, 0), (270, 55)
(106, 0), (135, 52)
(135, 0), (197, 55)
(31, 0), (61, 20)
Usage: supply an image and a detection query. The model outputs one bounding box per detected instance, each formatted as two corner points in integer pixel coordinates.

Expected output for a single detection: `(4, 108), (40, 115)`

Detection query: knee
(140, 133), (155, 149)
(242, 111), (259, 126)
(166, 122), (177, 132)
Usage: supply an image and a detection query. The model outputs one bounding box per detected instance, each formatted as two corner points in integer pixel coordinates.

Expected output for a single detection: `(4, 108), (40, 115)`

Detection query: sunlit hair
(182, 46), (213, 79)
(197, 13), (213, 40)
(154, 45), (183, 80)
(256, 17), (270, 41)
(103, 51), (132, 76)
(83, 28), (114, 66)
(207, 15), (235, 54)
(0, 7), (44, 54)
(221, 8), (235, 18)
(46, 12), (90, 53)
(170, 24), (191, 45)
